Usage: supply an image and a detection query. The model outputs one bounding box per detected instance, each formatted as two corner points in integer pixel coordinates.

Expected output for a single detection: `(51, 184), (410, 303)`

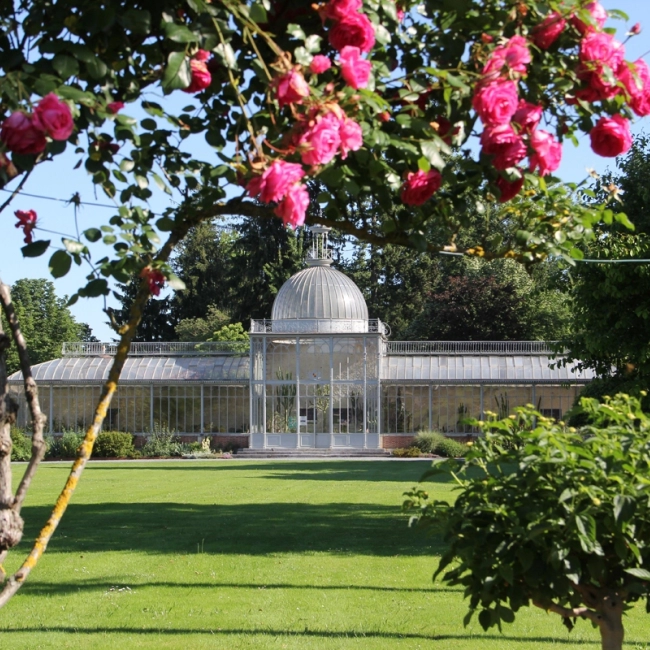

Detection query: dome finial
(306, 225), (333, 267)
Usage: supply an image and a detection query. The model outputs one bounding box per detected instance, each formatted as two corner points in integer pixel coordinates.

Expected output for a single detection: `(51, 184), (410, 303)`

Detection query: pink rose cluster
(530, 2), (637, 156)
(473, 35), (561, 202)
(324, 0), (375, 54)
(297, 108), (363, 166)
(182, 50), (212, 94)
(401, 169), (442, 206)
(247, 160), (310, 228)
(1, 93), (73, 157)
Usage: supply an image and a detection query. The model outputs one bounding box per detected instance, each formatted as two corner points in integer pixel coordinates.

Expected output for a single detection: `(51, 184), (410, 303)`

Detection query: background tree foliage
(1, 279), (94, 374)
(564, 135), (650, 408)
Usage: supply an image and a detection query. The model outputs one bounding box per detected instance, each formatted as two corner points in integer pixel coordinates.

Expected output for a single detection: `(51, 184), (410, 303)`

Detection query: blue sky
(0, 0), (648, 341)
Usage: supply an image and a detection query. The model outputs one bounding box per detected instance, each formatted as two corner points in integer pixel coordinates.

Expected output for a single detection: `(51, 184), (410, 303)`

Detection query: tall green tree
(564, 136), (650, 403)
(2, 279), (93, 374)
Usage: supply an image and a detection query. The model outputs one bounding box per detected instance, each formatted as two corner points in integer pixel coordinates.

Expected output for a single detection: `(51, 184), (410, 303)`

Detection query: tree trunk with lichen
(0, 327), (23, 561)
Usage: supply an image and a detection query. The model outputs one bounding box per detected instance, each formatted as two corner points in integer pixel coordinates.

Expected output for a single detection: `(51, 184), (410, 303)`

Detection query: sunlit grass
(1, 460), (648, 648)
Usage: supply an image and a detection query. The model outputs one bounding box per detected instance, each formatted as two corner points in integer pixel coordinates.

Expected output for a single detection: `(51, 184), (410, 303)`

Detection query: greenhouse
(8, 227), (595, 449)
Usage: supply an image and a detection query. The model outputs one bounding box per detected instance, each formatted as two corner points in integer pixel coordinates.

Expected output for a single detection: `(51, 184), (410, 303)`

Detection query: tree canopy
(1, 278), (93, 374)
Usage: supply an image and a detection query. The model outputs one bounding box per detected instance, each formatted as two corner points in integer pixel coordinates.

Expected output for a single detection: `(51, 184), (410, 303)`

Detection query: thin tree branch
(533, 600), (600, 624)
(0, 280), (47, 513)
(0, 170), (33, 214)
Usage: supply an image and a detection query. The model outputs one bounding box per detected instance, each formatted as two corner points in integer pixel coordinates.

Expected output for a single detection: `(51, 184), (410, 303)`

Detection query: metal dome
(272, 264), (369, 322)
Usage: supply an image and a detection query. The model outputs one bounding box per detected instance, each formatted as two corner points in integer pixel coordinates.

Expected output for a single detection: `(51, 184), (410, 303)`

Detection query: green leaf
(249, 3), (268, 23)
(81, 278), (109, 297)
(421, 141), (445, 170)
(162, 51), (191, 92)
(52, 54), (79, 79)
(85, 55), (108, 80)
(215, 42), (237, 69)
(83, 228), (102, 243)
(478, 609), (492, 631)
(304, 34), (322, 53)
(167, 273), (186, 291)
(164, 22), (197, 43)
(21, 240), (50, 257)
(62, 238), (86, 254)
(286, 23), (306, 40)
(121, 8), (151, 34)
(156, 217), (175, 231)
(614, 495), (636, 525)
(48, 250), (72, 278)
(625, 567), (650, 580)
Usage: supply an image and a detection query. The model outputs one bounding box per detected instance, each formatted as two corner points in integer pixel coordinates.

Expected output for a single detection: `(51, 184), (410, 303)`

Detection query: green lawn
(1, 460), (649, 649)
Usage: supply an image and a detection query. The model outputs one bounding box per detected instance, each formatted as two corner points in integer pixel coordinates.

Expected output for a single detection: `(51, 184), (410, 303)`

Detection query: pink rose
(247, 160), (306, 203)
(33, 93), (74, 141)
(618, 59), (650, 116)
(529, 130), (562, 176)
(483, 35), (531, 76)
(339, 116), (363, 159)
(480, 124), (526, 170)
(400, 169), (442, 206)
(0, 112), (47, 155)
(107, 101), (125, 114)
(339, 46), (372, 89)
(572, 2), (607, 35)
(310, 55), (332, 74)
(325, 0), (363, 22)
(512, 100), (542, 133)
(329, 13), (376, 53)
(299, 113), (341, 166)
(589, 115), (632, 157)
(580, 31), (624, 68)
(496, 175), (524, 203)
(140, 267), (166, 297)
(183, 59), (212, 93)
(274, 183), (310, 228)
(472, 80), (519, 127)
(631, 23), (642, 36)
(272, 69), (310, 107)
(194, 50), (211, 62)
(532, 12), (566, 50)
(14, 209), (38, 244)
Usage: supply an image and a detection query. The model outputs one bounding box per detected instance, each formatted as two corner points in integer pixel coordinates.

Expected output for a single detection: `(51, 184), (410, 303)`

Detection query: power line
(4, 188), (650, 263)
(0, 188), (116, 209)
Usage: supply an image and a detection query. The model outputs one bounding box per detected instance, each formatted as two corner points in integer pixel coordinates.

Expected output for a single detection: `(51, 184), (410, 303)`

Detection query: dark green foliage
(46, 431), (84, 459)
(405, 394), (650, 644)
(412, 431), (447, 453)
(2, 279), (93, 374)
(391, 447), (421, 457)
(10, 428), (32, 462)
(435, 438), (468, 458)
(93, 431), (138, 458)
(141, 426), (182, 458)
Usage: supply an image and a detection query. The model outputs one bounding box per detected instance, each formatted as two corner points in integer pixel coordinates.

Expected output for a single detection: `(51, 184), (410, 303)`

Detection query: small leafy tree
(404, 394), (650, 650)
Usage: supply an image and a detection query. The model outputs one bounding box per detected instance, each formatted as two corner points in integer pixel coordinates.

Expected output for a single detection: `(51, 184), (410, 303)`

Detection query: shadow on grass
(21, 579), (460, 597)
(76, 460), (456, 484)
(18, 501), (444, 556)
(0, 625), (609, 644)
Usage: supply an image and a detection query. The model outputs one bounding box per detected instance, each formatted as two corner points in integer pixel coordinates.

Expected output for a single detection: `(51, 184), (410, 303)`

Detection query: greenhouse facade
(8, 227), (594, 449)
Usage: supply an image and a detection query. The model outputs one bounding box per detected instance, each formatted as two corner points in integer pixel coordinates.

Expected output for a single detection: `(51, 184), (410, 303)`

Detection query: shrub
(435, 438), (468, 458)
(47, 430), (84, 459)
(392, 446), (421, 458)
(10, 428), (32, 461)
(93, 431), (139, 458)
(142, 424), (182, 458)
(412, 431), (446, 454)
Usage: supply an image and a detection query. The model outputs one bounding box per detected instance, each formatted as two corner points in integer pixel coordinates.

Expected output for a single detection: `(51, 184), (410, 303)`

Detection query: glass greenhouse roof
(382, 355), (595, 384)
(8, 348), (593, 385)
(8, 355), (250, 384)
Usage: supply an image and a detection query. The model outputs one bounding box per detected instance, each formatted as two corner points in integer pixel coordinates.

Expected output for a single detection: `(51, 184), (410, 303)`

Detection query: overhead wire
(4, 188), (650, 263)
